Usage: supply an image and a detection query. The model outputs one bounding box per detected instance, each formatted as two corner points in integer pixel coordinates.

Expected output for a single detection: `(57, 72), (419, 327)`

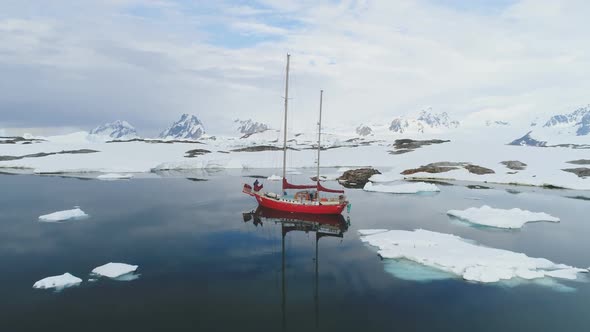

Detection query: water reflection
(242, 207), (350, 330)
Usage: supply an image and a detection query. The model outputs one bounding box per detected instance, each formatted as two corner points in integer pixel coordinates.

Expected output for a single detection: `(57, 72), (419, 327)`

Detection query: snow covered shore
(1, 130), (589, 190)
(359, 229), (588, 283)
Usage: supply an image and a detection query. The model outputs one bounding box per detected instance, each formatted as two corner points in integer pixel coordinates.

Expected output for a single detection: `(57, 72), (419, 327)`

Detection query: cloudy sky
(0, 0), (589, 136)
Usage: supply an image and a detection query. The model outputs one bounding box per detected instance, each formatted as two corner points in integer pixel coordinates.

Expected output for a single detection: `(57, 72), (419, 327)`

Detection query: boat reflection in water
(242, 207), (351, 330)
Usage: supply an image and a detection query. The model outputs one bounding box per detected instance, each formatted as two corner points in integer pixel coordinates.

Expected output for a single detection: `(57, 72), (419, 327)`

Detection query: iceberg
(447, 205), (560, 229)
(97, 173), (133, 180)
(91, 262), (138, 279)
(38, 207), (88, 222)
(267, 174), (282, 181)
(33, 273), (82, 290)
(359, 229), (587, 283)
(363, 181), (440, 194)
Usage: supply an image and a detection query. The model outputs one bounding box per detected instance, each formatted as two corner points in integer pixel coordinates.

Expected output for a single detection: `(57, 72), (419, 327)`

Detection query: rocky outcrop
(0, 136), (44, 145)
(184, 149), (211, 158)
(402, 162), (495, 176)
(501, 160), (527, 170)
(0, 149), (99, 161)
(567, 159), (590, 165)
(562, 168), (590, 178)
(338, 168), (381, 188)
(389, 139), (449, 154)
(231, 145), (298, 152)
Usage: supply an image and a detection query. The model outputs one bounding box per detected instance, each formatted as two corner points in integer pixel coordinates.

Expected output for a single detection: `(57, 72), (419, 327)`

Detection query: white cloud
(0, 0), (589, 135)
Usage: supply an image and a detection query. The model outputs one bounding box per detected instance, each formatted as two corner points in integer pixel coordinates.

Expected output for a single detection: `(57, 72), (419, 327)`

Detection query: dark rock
(467, 185), (491, 189)
(562, 168), (590, 178)
(0, 149), (99, 161)
(501, 160), (527, 170)
(107, 138), (204, 144)
(184, 149), (211, 158)
(0, 136), (44, 145)
(402, 162), (494, 176)
(231, 145), (298, 152)
(338, 168), (381, 188)
(464, 165), (495, 175)
(390, 139), (450, 155)
(567, 159), (590, 165)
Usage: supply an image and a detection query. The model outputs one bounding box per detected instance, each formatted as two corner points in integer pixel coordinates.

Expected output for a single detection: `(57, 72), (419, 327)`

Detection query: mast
(316, 90), (323, 198)
(282, 54), (290, 190)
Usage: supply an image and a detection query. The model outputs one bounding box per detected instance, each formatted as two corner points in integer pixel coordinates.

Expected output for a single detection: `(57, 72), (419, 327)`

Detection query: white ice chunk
(33, 273), (82, 290)
(267, 174), (282, 181)
(359, 229), (586, 283)
(363, 181), (440, 194)
(97, 173), (133, 180)
(447, 205), (560, 229)
(91, 262), (138, 278)
(38, 207), (88, 222)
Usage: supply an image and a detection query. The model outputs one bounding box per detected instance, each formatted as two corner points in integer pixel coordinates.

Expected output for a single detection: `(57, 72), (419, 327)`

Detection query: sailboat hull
(253, 193), (347, 215)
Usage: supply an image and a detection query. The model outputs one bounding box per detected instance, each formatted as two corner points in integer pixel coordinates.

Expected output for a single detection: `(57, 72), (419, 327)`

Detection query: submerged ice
(359, 229), (587, 284)
(447, 205), (560, 229)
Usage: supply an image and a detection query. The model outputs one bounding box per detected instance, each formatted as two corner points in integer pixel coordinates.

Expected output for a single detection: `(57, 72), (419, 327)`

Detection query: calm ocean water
(1, 171), (589, 331)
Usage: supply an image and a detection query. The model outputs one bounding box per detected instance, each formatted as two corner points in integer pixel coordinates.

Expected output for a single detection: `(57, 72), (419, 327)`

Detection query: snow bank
(33, 273), (82, 290)
(91, 262), (138, 279)
(363, 181), (440, 194)
(447, 205), (560, 229)
(97, 173), (133, 180)
(267, 174), (282, 181)
(359, 229), (587, 283)
(38, 207), (88, 222)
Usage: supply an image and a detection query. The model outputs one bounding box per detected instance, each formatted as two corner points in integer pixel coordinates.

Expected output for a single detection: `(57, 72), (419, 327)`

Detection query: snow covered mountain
(234, 119), (269, 136)
(159, 114), (205, 140)
(542, 105), (590, 136)
(389, 108), (460, 134)
(89, 120), (137, 139)
(509, 105), (590, 146)
(485, 120), (510, 127)
(355, 124), (373, 136)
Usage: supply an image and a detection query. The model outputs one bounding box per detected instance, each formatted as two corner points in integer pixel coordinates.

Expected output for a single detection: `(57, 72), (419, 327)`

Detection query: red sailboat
(243, 54), (349, 215)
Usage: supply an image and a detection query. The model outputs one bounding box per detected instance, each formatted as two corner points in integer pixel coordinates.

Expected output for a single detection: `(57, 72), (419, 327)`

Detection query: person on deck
(253, 179), (263, 192)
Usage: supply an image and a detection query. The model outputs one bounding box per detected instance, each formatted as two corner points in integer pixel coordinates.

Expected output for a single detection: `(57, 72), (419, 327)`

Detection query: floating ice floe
(363, 181), (440, 194)
(447, 205), (560, 229)
(359, 229), (587, 283)
(97, 173), (133, 180)
(267, 174), (282, 181)
(33, 273), (82, 290)
(91, 262), (139, 279)
(38, 207), (88, 222)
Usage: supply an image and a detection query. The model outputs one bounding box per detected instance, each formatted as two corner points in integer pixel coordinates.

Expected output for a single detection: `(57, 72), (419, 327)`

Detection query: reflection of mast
(244, 207), (349, 330)
(281, 225), (286, 331)
(314, 232), (319, 328)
